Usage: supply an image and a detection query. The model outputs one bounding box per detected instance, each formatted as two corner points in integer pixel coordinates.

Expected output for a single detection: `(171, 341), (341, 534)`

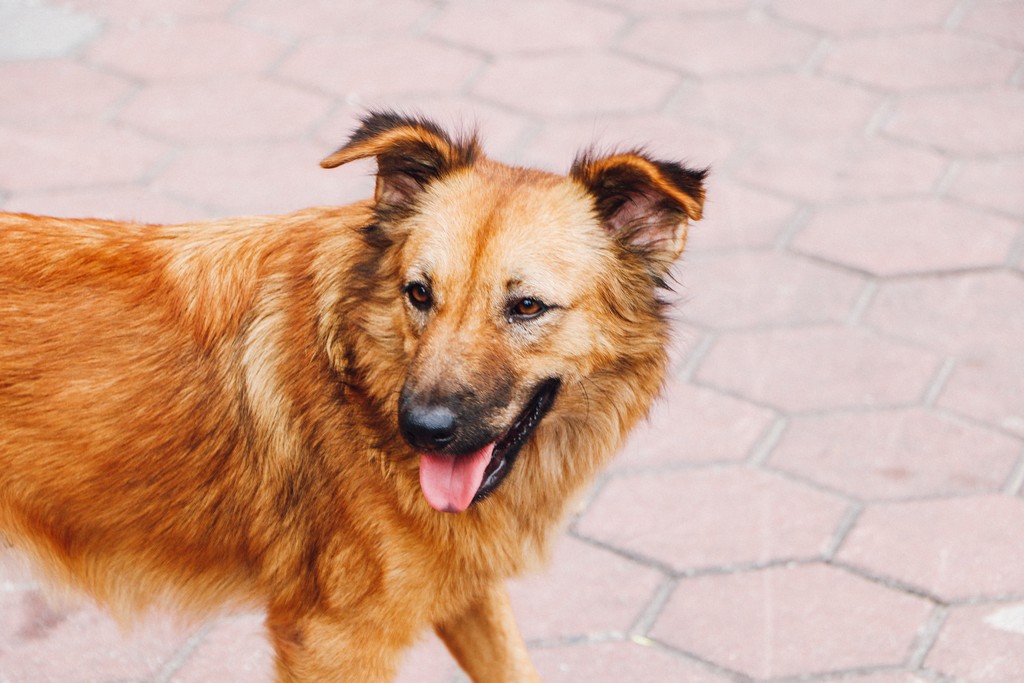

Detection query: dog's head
(323, 111), (705, 514)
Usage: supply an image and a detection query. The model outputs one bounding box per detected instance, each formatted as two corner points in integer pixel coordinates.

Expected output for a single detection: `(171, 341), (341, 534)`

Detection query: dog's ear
(571, 150), (707, 265)
(321, 111), (479, 210)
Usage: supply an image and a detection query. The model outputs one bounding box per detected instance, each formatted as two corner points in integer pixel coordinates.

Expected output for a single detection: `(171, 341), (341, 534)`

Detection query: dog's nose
(399, 403), (458, 451)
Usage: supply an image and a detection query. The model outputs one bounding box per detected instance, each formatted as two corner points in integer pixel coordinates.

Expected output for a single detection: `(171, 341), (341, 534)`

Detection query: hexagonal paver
(949, 158), (1024, 217)
(88, 21), (289, 80)
(577, 467), (848, 571)
(678, 251), (865, 329)
(687, 181), (797, 251)
(621, 16), (817, 76)
(238, 0), (433, 38)
(0, 590), (192, 683)
(770, 0), (957, 35)
(155, 142), (373, 217)
(823, 32), (1019, 90)
(769, 408), (1022, 499)
(472, 52), (678, 117)
(670, 74), (881, 137)
(732, 137), (947, 204)
(4, 188), (202, 225)
(0, 122), (169, 193)
(118, 78), (330, 142)
(960, 1), (1024, 49)
(885, 89), (1024, 156)
(531, 641), (733, 683)
(838, 495), (1024, 601)
(0, 61), (132, 125)
(696, 326), (942, 413)
(616, 380), (776, 468)
(792, 200), (1020, 276)
(427, 1), (624, 54)
(926, 602), (1024, 682)
(519, 114), (735, 174)
(650, 564), (933, 678)
(279, 36), (482, 102)
(508, 535), (662, 641)
(0, 0), (100, 60)
(939, 350), (1024, 437)
(167, 614), (273, 683)
(866, 272), (1024, 356)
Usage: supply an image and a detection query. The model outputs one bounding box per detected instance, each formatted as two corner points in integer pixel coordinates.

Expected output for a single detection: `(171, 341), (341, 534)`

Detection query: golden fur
(0, 112), (705, 681)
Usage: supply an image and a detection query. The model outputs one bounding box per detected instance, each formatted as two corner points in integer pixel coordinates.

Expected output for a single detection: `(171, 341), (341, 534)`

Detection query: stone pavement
(1, 0), (1023, 681)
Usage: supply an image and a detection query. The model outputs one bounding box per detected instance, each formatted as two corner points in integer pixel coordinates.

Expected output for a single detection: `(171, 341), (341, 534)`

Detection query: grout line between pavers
(944, 0), (975, 30)
(746, 416), (787, 466)
(908, 604), (950, 669)
(773, 205), (813, 251)
(627, 576), (677, 637)
(931, 159), (963, 197)
(922, 356), (957, 407)
(152, 621), (216, 683)
(845, 279), (878, 327)
(823, 502), (864, 560)
(1002, 449), (1024, 496)
(798, 37), (832, 77)
(675, 331), (716, 382)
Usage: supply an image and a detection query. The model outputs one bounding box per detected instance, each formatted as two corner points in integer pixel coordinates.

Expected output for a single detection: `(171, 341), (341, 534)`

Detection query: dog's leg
(267, 608), (407, 683)
(435, 581), (541, 682)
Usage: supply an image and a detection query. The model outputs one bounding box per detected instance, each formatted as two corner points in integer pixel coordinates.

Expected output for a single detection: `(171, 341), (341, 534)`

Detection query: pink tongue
(418, 443), (495, 513)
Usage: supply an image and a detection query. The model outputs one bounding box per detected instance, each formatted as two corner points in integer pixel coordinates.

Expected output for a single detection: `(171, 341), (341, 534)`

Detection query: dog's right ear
(321, 111), (479, 211)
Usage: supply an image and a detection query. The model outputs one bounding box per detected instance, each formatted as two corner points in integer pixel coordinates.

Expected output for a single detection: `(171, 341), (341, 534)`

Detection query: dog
(0, 111), (706, 682)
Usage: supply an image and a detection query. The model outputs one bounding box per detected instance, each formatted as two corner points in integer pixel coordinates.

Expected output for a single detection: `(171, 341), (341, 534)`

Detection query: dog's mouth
(417, 378), (561, 514)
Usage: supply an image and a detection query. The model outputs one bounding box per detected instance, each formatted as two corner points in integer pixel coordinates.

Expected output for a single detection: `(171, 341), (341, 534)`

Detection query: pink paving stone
(278, 36), (482, 101)
(118, 78), (330, 142)
(615, 380), (776, 468)
(169, 614), (273, 683)
(960, 1), (1024, 49)
(926, 601), (1024, 683)
(0, 122), (169, 193)
(696, 326), (942, 413)
(87, 21), (289, 80)
(472, 52), (679, 117)
(940, 351), (1024, 437)
(866, 272), (1024, 356)
(427, 0), (624, 54)
(519, 114), (735, 174)
(687, 181), (797, 251)
(792, 200), (1020, 276)
(818, 675), (933, 683)
(4, 188), (205, 224)
(507, 534), (663, 641)
(577, 467), (848, 571)
(670, 74), (881, 138)
(651, 564), (932, 678)
(621, 16), (818, 77)
(770, 0), (957, 35)
(155, 142), (374, 217)
(838, 495), (1024, 601)
(395, 634), (461, 683)
(238, 0), (434, 38)
(769, 408), (1022, 500)
(67, 0), (235, 21)
(949, 157), (1024, 217)
(884, 89), (1024, 156)
(677, 250), (865, 329)
(530, 640), (733, 683)
(0, 591), (192, 682)
(823, 32), (1019, 90)
(0, 61), (132, 125)
(732, 137), (947, 204)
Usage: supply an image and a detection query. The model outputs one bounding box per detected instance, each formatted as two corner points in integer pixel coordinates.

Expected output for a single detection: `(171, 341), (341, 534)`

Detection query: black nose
(399, 403), (458, 451)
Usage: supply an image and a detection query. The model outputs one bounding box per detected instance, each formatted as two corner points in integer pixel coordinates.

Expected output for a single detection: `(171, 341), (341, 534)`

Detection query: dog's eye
(509, 298), (547, 320)
(405, 283), (433, 310)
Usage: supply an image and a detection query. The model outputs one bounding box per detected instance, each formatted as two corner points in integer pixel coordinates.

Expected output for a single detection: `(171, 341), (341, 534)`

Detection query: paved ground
(1, 0), (1023, 681)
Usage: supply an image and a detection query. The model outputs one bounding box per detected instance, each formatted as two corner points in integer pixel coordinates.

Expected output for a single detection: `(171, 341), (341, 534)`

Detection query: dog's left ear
(321, 111), (479, 211)
(571, 151), (707, 266)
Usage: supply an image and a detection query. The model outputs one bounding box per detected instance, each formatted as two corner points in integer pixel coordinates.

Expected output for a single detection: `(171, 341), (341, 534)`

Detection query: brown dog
(0, 112), (705, 681)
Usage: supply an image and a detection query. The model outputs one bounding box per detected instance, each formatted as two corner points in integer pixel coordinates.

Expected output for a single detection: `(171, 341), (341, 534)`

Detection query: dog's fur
(0, 112), (705, 682)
